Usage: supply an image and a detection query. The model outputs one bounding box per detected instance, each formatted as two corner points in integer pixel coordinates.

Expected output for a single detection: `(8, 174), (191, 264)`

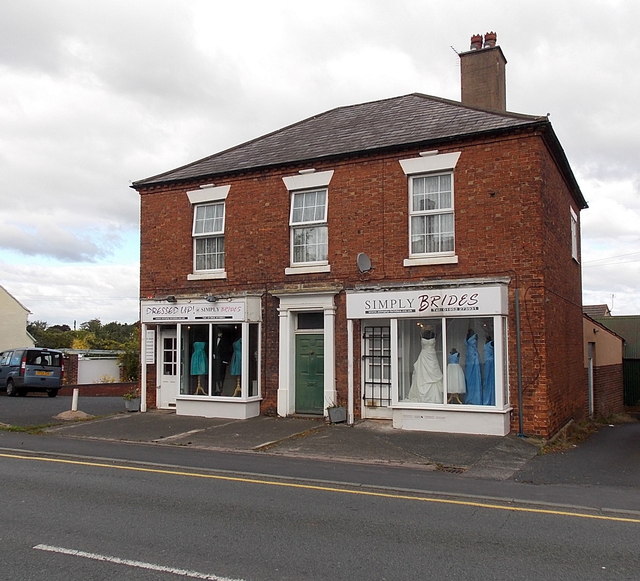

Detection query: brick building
(582, 314), (624, 418)
(133, 34), (587, 437)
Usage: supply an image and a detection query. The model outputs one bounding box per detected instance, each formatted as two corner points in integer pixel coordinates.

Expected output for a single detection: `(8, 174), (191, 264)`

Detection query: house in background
(587, 308), (640, 408)
(133, 33), (588, 438)
(582, 313), (624, 417)
(0, 285), (35, 352)
(583, 304), (612, 318)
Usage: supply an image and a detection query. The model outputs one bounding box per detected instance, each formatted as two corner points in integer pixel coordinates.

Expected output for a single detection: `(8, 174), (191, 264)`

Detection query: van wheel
(47, 389), (58, 398)
(6, 380), (17, 397)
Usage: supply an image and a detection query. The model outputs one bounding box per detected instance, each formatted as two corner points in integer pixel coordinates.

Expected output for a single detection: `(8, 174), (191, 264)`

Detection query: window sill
(187, 271), (227, 280)
(393, 403), (511, 413)
(285, 264), (331, 275)
(403, 255), (458, 267)
(176, 395), (262, 402)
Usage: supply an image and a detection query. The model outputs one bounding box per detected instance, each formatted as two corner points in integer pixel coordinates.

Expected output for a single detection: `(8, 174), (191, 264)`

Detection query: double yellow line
(2, 451), (638, 524)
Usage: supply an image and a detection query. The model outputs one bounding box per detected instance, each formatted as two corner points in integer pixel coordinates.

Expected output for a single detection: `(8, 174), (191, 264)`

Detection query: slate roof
(583, 304), (612, 318)
(133, 93), (552, 186)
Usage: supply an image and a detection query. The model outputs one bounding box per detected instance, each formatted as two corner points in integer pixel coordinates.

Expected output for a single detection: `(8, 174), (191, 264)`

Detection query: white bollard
(71, 388), (79, 412)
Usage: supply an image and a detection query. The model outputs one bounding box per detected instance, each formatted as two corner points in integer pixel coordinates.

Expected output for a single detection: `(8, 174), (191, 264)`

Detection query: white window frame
(408, 172), (455, 257)
(570, 207), (579, 262)
(186, 185), (229, 280)
(400, 152), (461, 266)
(282, 170), (334, 274)
(289, 188), (328, 266)
(193, 202), (225, 272)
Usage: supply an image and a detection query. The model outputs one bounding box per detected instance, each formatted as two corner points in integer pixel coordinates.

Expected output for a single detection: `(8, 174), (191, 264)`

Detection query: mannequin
(482, 336), (495, 405)
(408, 327), (443, 403)
(190, 341), (207, 395)
(212, 329), (233, 395)
(230, 336), (242, 396)
(446, 348), (466, 404)
(464, 329), (482, 404)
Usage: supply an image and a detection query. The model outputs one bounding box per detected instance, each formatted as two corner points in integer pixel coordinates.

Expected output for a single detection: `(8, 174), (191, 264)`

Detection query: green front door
(295, 334), (324, 414)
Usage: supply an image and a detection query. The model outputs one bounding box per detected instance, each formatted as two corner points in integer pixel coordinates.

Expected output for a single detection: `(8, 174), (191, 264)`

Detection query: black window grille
(362, 326), (391, 408)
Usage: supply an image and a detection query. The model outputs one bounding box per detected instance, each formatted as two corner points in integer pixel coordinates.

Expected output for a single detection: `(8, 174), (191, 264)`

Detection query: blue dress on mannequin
(482, 340), (495, 406)
(464, 333), (482, 405)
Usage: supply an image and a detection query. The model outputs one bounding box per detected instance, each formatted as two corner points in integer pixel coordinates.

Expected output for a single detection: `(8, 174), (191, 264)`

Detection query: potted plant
(326, 396), (347, 424)
(122, 387), (141, 412)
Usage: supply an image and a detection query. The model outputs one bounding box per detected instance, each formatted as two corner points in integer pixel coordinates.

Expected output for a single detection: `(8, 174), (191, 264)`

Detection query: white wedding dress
(408, 337), (443, 403)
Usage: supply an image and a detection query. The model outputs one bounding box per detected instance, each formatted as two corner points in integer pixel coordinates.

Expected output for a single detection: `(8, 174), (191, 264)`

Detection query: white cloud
(1, 261), (139, 326)
(1, 0), (640, 322)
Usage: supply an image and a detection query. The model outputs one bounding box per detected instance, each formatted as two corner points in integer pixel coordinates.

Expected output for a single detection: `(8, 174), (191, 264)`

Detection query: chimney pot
(484, 31), (497, 48)
(460, 31), (506, 112)
(470, 34), (483, 50)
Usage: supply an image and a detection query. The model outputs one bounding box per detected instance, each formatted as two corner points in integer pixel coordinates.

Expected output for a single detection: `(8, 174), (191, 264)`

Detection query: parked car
(0, 348), (64, 397)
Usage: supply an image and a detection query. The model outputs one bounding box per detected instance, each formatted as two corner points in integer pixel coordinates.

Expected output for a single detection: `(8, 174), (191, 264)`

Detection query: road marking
(3, 451), (639, 524)
(154, 428), (207, 442)
(34, 544), (244, 580)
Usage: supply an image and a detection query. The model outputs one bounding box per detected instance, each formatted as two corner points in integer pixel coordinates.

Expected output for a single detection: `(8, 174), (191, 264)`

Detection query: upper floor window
(282, 169), (334, 274)
(400, 151), (461, 266)
(409, 173), (454, 255)
(570, 207), (579, 262)
(193, 202), (225, 271)
(290, 188), (328, 264)
(186, 184), (230, 280)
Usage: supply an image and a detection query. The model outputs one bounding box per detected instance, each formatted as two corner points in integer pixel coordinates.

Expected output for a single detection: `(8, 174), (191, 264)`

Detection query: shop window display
(398, 317), (496, 406)
(181, 324), (242, 396)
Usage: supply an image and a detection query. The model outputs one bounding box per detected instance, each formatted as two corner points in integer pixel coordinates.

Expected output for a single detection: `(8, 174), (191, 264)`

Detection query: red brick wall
(138, 128), (584, 438)
(593, 364), (624, 417)
(140, 136), (552, 293)
(538, 150), (586, 435)
(62, 354), (78, 385)
(59, 382), (136, 397)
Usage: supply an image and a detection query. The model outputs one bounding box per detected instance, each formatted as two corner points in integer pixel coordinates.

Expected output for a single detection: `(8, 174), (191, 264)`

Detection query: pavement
(1, 394), (639, 485)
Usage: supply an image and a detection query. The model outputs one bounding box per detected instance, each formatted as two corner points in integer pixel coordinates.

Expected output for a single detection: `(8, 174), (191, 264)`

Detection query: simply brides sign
(346, 286), (507, 319)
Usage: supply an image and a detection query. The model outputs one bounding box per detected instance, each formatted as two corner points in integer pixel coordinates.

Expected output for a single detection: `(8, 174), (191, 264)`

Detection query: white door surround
(273, 291), (337, 417)
(158, 327), (178, 409)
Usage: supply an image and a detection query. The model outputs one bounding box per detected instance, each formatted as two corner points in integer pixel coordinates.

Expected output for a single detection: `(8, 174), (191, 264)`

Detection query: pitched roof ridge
(409, 91), (547, 122)
(133, 92), (551, 188)
(133, 95), (430, 186)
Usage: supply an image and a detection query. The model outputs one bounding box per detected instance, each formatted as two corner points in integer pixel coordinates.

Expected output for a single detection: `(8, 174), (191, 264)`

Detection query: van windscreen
(26, 351), (62, 367)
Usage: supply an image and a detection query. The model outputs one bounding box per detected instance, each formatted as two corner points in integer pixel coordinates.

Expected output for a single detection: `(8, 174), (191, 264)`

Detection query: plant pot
(124, 397), (140, 412)
(327, 406), (347, 424)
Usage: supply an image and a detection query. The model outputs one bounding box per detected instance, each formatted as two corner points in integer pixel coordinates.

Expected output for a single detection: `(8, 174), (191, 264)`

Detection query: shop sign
(141, 300), (245, 323)
(346, 286), (506, 319)
(144, 329), (155, 364)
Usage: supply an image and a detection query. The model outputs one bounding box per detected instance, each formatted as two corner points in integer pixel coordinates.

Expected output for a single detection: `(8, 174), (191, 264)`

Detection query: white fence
(77, 357), (121, 384)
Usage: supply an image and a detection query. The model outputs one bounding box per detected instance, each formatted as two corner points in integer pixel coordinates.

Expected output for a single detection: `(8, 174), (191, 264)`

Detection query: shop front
(346, 282), (512, 436)
(140, 297), (262, 419)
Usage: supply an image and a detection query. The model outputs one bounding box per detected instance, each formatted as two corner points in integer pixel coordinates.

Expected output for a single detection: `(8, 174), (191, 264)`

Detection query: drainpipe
(140, 323), (147, 413)
(347, 318), (354, 425)
(514, 288), (524, 436)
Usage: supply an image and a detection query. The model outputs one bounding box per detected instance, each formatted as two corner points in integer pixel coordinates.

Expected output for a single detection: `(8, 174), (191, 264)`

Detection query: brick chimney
(459, 31), (507, 112)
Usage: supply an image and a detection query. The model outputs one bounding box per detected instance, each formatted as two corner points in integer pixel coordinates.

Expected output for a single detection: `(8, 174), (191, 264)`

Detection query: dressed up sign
(141, 300), (246, 323)
(346, 285), (507, 319)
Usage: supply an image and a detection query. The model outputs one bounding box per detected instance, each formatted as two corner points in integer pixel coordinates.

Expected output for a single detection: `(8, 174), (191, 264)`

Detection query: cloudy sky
(1, 0), (638, 326)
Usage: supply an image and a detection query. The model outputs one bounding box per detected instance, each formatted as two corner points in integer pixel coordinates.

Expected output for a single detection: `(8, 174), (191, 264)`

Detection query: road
(2, 444), (639, 580)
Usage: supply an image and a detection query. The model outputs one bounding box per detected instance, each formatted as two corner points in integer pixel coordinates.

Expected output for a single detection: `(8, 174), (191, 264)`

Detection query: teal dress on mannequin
(190, 342), (207, 375)
(230, 338), (242, 376)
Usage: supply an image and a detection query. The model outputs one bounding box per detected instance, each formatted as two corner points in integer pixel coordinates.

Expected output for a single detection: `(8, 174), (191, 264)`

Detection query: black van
(0, 348), (64, 397)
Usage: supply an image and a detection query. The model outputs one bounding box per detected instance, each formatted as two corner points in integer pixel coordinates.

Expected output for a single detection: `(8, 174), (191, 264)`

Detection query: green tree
(27, 320), (139, 353)
(119, 333), (140, 381)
